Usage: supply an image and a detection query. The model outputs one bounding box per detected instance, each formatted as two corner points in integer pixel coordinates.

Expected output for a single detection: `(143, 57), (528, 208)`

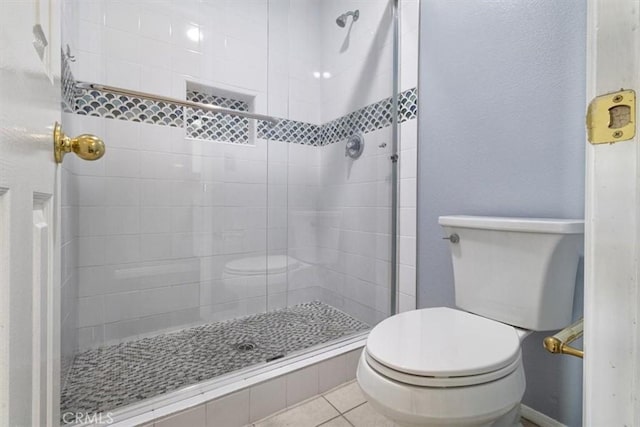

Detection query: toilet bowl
(357, 216), (584, 427)
(357, 308), (529, 427)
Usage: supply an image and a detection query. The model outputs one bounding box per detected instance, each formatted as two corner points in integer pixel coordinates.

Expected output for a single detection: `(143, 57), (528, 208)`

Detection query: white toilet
(357, 215), (583, 427)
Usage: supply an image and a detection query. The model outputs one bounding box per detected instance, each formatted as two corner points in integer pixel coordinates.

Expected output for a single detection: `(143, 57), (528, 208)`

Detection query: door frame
(583, 0), (640, 425)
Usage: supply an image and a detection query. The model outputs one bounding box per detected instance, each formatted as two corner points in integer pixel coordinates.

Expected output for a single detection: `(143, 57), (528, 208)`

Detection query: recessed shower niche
(185, 82), (256, 145)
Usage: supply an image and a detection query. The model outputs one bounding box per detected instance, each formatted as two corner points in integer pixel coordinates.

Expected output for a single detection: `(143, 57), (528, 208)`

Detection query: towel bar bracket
(543, 318), (584, 359)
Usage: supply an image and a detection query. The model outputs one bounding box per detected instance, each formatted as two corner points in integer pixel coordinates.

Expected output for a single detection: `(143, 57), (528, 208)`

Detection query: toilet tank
(439, 216), (584, 331)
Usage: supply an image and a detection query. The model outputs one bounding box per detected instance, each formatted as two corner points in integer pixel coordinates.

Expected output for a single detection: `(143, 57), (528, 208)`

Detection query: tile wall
(398, 0), (419, 312)
(60, 0), (80, 386)
(143, 348), (363, 427)
(319, 0), (396, 123)
(314, 0), (419, 321)
(62, 0), (418, 351)
(60, 140), (79, 382)
(314, 128), (394, 325)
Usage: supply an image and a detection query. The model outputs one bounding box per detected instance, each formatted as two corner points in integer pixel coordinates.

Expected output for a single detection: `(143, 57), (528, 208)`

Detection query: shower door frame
(390, 0), (400, 315)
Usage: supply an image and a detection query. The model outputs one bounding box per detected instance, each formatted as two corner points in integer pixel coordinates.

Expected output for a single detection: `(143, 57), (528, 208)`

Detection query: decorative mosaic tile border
(185, 90), (250, 144)
(75, 89), (185, 127)
(63, 57), (184, 127)
(61, 52), (76, 114)
(257, 119), (322, 146)
(400, 88), (418, 121)
(322, 96), (393, 145)
(66, 76), (417, 146)
(259, 88), (417, 147)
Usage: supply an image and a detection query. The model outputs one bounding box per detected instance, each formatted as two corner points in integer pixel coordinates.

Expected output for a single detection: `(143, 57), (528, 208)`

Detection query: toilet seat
(364, 350), (521, 387)
(365, 307), (522, 387)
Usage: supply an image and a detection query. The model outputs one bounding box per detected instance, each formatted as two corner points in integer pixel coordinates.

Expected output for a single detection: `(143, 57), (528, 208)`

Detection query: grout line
(315, 414), (344, 427)
(320, 379), (356, 398)
(252, 394), (320, 425)
(322, 395), (342, 415)
(350, 401), (368, 412)
(343, 400), (367, 421)
(343, 413), (356, 427)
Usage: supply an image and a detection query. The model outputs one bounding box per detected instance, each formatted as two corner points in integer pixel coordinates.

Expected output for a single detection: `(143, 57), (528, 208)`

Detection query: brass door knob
(53, 122), (105, 164)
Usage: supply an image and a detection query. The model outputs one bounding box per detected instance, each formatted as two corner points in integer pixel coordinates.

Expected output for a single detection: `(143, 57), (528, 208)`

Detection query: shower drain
(234, 341), (257, 351)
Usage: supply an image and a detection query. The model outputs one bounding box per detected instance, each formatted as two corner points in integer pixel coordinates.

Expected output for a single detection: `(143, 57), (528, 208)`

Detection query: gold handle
(53, 122), (105, 164)
(543, 318), (584, 359)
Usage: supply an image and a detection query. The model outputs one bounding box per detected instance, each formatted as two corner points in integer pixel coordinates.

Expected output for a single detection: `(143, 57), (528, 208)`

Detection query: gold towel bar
(76, 82), (280, 126)
(543, 318), (584, 359)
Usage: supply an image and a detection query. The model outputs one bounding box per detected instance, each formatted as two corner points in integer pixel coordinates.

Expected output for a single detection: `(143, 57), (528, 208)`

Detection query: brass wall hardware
(543, 318), (584, 359)
(586, 89), (636, 144)
(75, 82), (280, 126)
(53, 122), (105, 164)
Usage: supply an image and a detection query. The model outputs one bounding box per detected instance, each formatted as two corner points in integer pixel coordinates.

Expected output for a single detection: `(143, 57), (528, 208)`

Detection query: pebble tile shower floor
(61, 302), (370, 420)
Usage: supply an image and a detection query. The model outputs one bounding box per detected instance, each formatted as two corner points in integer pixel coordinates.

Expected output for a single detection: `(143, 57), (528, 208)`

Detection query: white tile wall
(400, 0), (420, 92)
(66, 0), (418, 350)
(205, 389), (250, 427)
(397, 0), (419, 313)
(285, 364), (319, 406)
(312, 126), (394, 326)
(303, 0), (418, 322)
(249, 376), (287, 422)
(319, 0), (395, 123)
(61, 0), (82, 378)
(60, 145), (79, 385)
(68, 0), (273, 112)
(147, 347), (362, 427)
(155, 405), (206, 427)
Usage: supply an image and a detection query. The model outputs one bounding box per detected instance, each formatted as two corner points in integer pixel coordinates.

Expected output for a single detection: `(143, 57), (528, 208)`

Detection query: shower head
(336, 10), (359, 27)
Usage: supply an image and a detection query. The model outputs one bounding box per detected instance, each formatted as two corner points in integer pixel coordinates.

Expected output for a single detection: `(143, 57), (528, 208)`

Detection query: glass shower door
(60, 0), (399, 420)
(264, 0), (398, 359)
(61, 0), (277, 417)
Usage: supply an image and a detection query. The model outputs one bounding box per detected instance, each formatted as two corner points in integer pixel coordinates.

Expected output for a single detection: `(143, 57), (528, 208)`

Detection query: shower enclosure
(58, 0), (416, 422)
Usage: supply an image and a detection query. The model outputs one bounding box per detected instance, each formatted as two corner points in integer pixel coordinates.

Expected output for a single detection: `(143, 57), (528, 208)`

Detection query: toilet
(357, 215), (584, 427)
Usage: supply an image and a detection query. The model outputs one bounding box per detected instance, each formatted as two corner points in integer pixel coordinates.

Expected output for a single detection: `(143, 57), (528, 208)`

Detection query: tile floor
(252, 380), (541, 427)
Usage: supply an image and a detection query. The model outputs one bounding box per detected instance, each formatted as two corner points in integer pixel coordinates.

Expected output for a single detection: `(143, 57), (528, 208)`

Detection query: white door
(584, 0), (640, 425)
(0, 1), (62, 426)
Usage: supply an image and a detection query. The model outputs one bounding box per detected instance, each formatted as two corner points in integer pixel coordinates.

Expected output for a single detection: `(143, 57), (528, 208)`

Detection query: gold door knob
(53, 122), (106, 164)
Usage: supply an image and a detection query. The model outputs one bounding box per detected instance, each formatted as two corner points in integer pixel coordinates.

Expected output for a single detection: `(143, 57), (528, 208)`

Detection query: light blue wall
(417, 1), (586, 425)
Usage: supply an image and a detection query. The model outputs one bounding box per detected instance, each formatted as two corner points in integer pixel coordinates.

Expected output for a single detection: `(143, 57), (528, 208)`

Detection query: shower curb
(69, 334), (367, 427)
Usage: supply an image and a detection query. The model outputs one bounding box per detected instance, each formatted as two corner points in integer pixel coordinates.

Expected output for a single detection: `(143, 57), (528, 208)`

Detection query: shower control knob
(345, 133), (364, 159)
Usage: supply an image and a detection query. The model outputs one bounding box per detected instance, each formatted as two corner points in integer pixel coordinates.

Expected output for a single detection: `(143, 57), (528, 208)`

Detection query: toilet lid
(366, 307), (521, 378)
